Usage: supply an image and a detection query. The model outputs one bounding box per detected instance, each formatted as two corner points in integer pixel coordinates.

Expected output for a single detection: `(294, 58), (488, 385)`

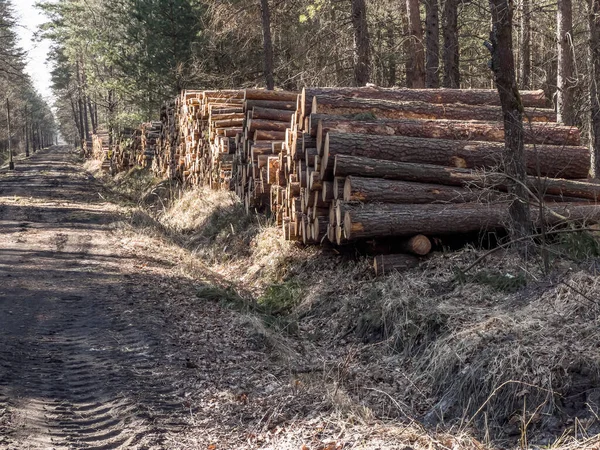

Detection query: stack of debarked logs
(148, 86), (600, 275)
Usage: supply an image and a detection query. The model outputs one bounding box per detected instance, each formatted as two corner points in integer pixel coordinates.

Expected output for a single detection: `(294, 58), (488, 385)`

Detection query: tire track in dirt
(0, 148), (192, 449)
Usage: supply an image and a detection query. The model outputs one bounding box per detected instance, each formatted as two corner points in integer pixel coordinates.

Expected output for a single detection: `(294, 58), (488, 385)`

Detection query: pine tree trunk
(425, 0), (440, 88)
(442, 0), (460, 88)
(557, 0), (575, 125)
(519, 0), (531, 89)
(351, 0), (371, 86)
(406, 0), (426, 88)
(488, 0), (531, 242)
(260, 0), (275, 90)
(590, 0), (600, 177)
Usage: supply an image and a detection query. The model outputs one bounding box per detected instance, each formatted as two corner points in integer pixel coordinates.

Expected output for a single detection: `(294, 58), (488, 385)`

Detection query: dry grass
(98, 167), (600, 449)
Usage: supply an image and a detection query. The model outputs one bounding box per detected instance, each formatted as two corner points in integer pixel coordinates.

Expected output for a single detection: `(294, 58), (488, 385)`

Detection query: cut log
(252, 107), (295, 122)
(322, 181), (335, 202)
(335, 155), (600, 201)
(248, 119), (289, 132)
(314, 116), (580, 148)
(322, 133), (589, 180)
(401, 235), (432, 256)
(302, 87), (548, 115)
(254, 130), (287, 141)
(245, 99), (297, 111)
(344, 203), (600, 240)
(374, 254), (422, 276)
(244, 89), (298, 102)
(343, 176), (482, 203)
(312, 96), (556, 123)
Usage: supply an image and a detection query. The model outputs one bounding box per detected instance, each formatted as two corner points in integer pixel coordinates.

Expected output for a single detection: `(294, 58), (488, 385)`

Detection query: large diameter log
(244, 89), (298, 102)
(322, 133), (589, 180)
(343, 203), (600, 240)
(343, 176), (481, 203)
(302, 87), (548, 114)
(335, 155), (600, 201)
(311, 114), (581, 151)
(312, 96), (556, 123)
(315, 116), (580, 148)
(252, 107), (295, 122)
(374, 254), (422, 276)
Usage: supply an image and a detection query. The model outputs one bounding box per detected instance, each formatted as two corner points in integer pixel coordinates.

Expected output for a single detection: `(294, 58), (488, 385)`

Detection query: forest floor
(1, 147), (600, 450)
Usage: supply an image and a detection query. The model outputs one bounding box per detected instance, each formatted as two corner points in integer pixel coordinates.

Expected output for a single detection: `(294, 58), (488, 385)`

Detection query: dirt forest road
(0, 147), (299, 449)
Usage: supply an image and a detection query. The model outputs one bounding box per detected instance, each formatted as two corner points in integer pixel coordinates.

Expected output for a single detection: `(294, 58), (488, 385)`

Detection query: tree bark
(442, 0), (460, 88)
(259, 0), (275, 90)
(425, 0), (440, 88)
(557, 0), (575, 125)
(343, 176), (481, 203)
(519, 0), (531, 89)
(321, 132), (589, 180)
(344, 202), (600, 240)
(590, 0), (600, 178)
(406, 0), (426, 88)
(351, 0), (371, 86)
(489, 0), (531, 243)
(311, 96), (555, 122)
(334, 155), (600, 200)
(314, 116), (579, 148)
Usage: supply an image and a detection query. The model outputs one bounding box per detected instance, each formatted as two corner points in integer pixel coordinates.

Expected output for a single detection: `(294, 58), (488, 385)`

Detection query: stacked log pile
(101, 86), (600, 275)
(91, 130), (110, 171)
(259, 86), (600, 273)
(150, 90), (248, 188)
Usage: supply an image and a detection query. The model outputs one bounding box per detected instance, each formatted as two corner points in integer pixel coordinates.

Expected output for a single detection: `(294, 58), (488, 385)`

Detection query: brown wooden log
(245, 99), (297, 111)
(252, 107), (295, 122)
(254, 130), (287, 141)
(335, 155), (600, 201)
(322, 133), (589, 180)
(313, 216), (329, 241)
(374, 254), (422, 276)
(322, 181), (335, 202)
(310, 171), (323, 191)
(343, 176), (482, 203)
(344, 202), (600, 240)
(248, 119), (290, 133)
(302, 87), (548, 115)
(305, 147), (318, 166)
(213, 118), (244, 128)
(401, 235), (432, 256)
(314, 116), (580, 148)
(312, 96), (555, 123)
(244, 89), (298, 102)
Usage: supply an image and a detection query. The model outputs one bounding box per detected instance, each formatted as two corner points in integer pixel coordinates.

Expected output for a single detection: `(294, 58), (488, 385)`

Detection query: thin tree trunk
(351, 0), (371, 86)
(590, 0), (600, 177)
(406, 0), (426, 88)
(425, 0), (440, 88)
(87, 98), (96, 135)
(519, 0), (531, 89)
(259, 0), (275, 90)
(386, 12), (397, 86)
(442, 0), (460, 88)
(488, 0), (531, 243)
(557, 0), (575, 125)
